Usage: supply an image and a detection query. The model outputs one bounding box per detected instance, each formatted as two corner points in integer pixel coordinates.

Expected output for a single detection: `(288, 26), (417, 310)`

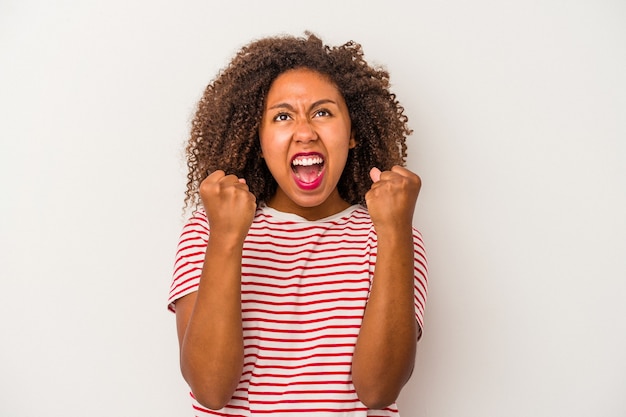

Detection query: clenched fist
(200, 170), (257, 242)
(365, 165), (421, 233)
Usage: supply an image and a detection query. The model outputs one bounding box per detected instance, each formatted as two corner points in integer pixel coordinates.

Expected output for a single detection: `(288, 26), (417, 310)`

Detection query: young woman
(168, 32), (428, 416)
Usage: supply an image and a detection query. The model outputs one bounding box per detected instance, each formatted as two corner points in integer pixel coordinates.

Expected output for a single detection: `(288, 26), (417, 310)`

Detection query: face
(259, 68), (356, 220)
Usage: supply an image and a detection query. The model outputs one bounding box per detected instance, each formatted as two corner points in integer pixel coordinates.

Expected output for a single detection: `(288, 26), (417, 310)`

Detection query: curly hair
(184, 32), (412, 210)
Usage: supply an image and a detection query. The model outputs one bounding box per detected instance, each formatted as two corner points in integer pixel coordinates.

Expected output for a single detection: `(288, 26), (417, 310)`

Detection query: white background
(1, 1), (625, 416)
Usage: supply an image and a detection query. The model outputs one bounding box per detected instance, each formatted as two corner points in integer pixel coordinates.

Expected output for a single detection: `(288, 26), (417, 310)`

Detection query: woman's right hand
(200, 170), (257, 242)
(178, 170), (253, 409)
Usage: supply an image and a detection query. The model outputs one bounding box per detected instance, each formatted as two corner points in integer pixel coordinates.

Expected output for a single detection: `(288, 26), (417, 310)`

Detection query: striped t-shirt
(169, 204), (428, 416)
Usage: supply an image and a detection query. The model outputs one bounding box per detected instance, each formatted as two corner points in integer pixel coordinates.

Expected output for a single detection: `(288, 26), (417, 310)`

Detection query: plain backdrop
(1, 1), (625, 416)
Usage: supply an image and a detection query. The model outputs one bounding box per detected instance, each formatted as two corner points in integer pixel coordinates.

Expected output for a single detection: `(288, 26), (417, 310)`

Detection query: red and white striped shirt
(169, 204), (428, 416)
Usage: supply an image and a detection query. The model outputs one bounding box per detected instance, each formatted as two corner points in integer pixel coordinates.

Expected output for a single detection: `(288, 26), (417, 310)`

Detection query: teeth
(292, 156), (323, 166)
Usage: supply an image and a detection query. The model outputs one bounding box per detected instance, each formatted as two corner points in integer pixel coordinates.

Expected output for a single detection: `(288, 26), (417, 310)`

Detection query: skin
(175, 68), (421, 410)
(353, 164), (421, 408)
(260, 69), (356, 220)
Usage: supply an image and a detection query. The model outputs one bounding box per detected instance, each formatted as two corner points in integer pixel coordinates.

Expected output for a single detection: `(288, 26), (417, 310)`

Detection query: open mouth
(291, 153), (325, 184)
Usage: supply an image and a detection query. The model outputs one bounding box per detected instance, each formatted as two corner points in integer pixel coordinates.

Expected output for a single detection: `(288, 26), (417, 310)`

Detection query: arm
(175, 171), (256, 410)
(352, 165), (421, 409)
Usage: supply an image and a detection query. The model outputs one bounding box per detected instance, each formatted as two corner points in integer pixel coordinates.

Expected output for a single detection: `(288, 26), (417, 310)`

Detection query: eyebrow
(267, 99), (337, 111)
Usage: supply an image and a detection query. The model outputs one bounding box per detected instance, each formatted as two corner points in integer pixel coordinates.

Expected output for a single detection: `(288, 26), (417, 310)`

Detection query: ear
(348, 131), (357, 149)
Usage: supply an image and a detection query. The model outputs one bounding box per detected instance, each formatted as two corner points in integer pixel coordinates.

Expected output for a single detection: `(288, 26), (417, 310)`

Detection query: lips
(291, 152), (325, 190)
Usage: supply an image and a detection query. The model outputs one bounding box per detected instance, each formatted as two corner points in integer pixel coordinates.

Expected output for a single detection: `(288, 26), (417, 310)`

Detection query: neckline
(260, 204), (361, 223)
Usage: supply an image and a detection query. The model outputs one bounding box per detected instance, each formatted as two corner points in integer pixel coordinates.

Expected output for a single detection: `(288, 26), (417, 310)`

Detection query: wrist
(207, 231), (247, 252)
(373, 223), (413, 242)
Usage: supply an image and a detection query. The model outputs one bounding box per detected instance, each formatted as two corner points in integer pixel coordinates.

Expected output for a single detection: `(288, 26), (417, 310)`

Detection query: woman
(168, 32), (428, 416)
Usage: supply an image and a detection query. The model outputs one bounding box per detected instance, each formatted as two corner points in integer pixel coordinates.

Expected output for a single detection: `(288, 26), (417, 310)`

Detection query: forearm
(180, 236), (245, 409)
(352, 227), (417, 409)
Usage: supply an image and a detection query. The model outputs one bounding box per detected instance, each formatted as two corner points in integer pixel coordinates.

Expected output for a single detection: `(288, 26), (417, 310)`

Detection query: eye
(273, 112), (292, 122)
(313, 108), (332, 118)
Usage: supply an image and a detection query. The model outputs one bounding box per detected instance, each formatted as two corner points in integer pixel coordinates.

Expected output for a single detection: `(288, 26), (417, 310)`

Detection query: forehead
(265, 68), (342, 102)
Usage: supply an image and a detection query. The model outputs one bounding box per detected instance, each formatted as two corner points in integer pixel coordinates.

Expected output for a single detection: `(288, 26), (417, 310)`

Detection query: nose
(292, 118), (318, 143)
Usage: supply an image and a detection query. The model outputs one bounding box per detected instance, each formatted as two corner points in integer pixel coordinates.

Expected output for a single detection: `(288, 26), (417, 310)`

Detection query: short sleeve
(413, 227), (428, 334)
(167, 210), (210, 313)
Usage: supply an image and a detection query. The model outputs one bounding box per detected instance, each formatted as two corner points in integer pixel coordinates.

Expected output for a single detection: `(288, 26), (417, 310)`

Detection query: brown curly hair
(184, 32), (412, 210)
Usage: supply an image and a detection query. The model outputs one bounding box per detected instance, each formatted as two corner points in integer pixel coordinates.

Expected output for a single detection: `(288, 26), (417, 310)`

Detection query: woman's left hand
(365, 165), (421, 233)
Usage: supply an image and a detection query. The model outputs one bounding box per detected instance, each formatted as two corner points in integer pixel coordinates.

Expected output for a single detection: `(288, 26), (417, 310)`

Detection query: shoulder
(179, 209), (210, 239)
